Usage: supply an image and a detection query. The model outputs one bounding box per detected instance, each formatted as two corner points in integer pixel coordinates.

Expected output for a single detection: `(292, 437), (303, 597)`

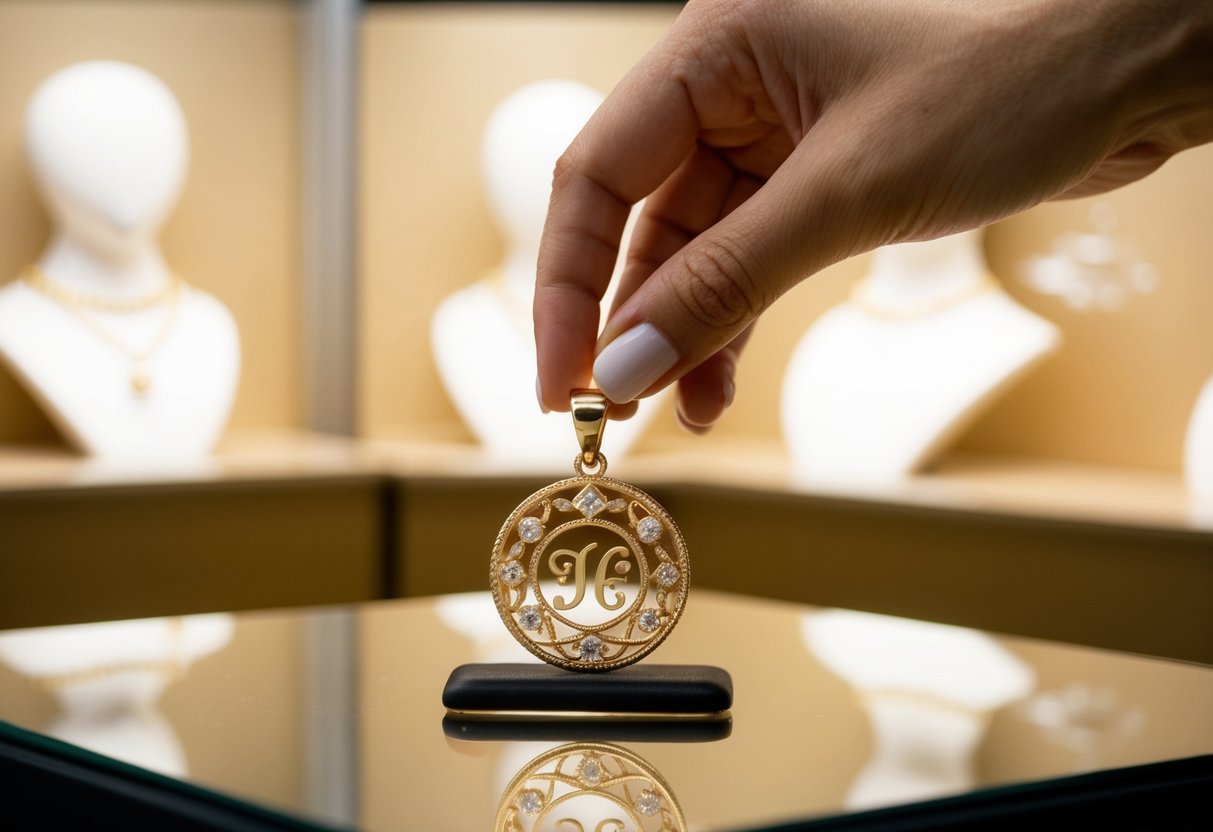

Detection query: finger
(591, 130), (858, 405)
(534, 54), (701, 413)
(675, 325), (752, 433)
(608, 144), (744, 322)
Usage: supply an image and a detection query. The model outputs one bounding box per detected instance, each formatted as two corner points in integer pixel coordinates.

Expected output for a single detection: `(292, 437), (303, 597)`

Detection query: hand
(533, 0), (1213, 430)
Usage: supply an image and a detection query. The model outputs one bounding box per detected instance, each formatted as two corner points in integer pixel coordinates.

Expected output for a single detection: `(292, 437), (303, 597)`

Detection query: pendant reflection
(496, 742), (685, 832)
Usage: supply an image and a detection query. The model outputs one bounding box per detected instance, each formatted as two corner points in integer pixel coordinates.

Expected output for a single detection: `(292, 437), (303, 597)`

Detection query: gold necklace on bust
(21, 264), (184, 398)
(849, 272), (1001, 321)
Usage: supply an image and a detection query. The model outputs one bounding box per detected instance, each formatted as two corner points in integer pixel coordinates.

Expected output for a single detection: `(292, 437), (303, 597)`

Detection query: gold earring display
(491, 390), (690, 671)
(496, 742), (686, 831)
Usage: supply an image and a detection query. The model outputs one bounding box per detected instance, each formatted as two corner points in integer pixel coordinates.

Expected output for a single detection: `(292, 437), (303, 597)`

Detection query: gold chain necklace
(849, 272), (1000, 320)
(21, 264), (184, 397)
(22, 263), (178, 311)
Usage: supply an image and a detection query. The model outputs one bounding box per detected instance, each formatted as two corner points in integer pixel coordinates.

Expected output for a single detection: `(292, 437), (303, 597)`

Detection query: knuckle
(671, 240), (762, 330)
(550, 144), (580, 192)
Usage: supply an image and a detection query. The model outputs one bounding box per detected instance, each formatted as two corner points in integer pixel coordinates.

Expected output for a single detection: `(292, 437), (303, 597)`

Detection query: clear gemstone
(553, 498), (575, 512)
(606, 498), (627, 512)
(579, 635), (604, 662)
(519, 516), (543, 542)
(508, 542), (523, 558)
(578, 754), (604, 787)
(517, 789), (544, 815)
(572, 485), (607, 518)
(517, 605), (542, 631)
(499, 561), (525, 587)
(637, 515), (663, 543)
(655, 563), (680, 588)
(637, 609), (661, 632)
(635, 788), (661, 816)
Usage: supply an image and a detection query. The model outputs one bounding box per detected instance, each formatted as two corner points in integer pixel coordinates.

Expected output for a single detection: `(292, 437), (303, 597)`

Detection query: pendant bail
(570, 389), (609, 467)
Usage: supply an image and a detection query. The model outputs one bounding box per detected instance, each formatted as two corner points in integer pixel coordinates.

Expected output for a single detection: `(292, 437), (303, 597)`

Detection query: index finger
(534, 55), (700, 413)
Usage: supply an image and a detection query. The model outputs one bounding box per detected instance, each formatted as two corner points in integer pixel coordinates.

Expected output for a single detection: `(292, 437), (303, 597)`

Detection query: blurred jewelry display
(491, 390), (689, 671)
(496, 742), (686, 832)
(781, 228), (1060, 484)
(431, 80), (667, 468)
(22, 264), (182, 398)
(1020, 202), (1159, 311)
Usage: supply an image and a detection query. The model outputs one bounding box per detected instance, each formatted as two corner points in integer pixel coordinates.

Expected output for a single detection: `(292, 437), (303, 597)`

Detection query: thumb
(591, 146), (856, 404)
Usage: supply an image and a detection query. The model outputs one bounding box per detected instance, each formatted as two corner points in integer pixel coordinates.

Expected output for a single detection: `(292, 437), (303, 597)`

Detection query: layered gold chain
(21, 264), (184, 396)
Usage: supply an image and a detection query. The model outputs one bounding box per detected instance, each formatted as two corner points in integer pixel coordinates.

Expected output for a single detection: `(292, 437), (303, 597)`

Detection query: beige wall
(359, 3), (1213, 473)
(0, 0), (302, 445)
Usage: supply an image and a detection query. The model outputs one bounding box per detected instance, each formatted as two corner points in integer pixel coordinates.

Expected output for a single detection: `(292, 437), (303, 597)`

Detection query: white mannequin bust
(781, 229), (1060, 486)
(1185, 375), (1213, 522)
(0, 61), (239, 458)
(801, 610), (1034, 809)
(0, 614), (234, 776)
(432, 79), (665, 469)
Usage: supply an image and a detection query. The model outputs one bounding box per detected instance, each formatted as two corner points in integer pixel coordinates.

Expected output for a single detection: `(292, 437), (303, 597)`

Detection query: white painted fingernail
(593, 322), (679, 403)
(536, 376), (549, 414)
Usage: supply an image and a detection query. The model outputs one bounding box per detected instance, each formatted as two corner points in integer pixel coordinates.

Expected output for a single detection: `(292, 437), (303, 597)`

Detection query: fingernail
(536, 376), (550, 414)
(593, 322), (679, 403)
(723, 378), (736, 409)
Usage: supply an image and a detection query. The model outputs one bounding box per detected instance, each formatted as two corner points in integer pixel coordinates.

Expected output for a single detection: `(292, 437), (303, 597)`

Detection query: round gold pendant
(496, 742), (686, 831)
(491, 392), (689, 671)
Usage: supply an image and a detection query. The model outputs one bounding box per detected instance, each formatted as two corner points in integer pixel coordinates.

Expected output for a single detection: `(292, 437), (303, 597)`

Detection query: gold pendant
(131, 367), (151, 397)
(491, 390), (690, 671)
(496, 742), (686, 830)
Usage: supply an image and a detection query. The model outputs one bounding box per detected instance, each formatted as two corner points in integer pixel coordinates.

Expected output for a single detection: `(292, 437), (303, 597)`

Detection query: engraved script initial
(549, 542), (630, 611)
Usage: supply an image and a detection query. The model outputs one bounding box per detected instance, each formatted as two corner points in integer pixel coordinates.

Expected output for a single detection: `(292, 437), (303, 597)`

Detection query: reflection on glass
(1016, 683), (1146, 769)
(496, 742), (686, 832)
(0, 614), (233, 776)
(802, 610), (1035, 810)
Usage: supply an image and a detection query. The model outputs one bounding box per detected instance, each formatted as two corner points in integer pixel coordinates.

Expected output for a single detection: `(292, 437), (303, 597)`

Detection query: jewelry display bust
(0, 61), (239, 458)
(801, 610), (1034, 810)
(0, 614), (234, 777)
(1185, 376), (1213, 520)
(781, 229), (1060, 486)
(431, 80), (666, 468)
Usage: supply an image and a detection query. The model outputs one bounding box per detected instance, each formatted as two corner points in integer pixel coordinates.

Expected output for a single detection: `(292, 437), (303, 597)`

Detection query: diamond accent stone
(637, 609), (661, 633)
(517, 605), (542, 631)
(578, 635), (604, 662)
(572, 485), (607, 518)
(517, 789), (544, 815)
(637, 515), (663, 543)
(499, 561), (525, 587)
(508, 542), (523, 558)
(606, 498), (627, 512)
(655, 563), (680, 588)
(519, 516), (543, 542)
(553, 498), (575, 512)
(635, 788), (661, 816)
(577, 754), (605, 787)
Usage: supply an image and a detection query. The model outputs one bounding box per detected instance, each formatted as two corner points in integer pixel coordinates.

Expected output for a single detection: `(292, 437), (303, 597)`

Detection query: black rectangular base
(442, 663), (733, 716)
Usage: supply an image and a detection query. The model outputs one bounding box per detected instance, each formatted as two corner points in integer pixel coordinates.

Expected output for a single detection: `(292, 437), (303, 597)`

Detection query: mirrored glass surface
(1, 590), (1211, 830)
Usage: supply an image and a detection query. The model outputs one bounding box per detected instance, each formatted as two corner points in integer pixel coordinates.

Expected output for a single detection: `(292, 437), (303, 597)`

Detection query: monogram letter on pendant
(549, 542), (630, 611)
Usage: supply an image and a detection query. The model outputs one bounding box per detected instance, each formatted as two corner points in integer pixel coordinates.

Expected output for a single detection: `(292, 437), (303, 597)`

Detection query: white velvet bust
(431, 79), (666, 469)
(781, 229), (1060, 486)
(0, 61), (239, 458)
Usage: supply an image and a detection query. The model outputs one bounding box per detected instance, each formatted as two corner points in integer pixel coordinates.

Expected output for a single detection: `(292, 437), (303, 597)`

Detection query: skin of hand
(533, 0), (1213, 431)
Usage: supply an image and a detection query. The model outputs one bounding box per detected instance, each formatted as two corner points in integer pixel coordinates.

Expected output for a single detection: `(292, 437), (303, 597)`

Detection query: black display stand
(442, 663), (733, 717)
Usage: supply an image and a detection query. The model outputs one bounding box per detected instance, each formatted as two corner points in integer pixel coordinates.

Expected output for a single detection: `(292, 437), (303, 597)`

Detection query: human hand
(534, 0), (1213, 430)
